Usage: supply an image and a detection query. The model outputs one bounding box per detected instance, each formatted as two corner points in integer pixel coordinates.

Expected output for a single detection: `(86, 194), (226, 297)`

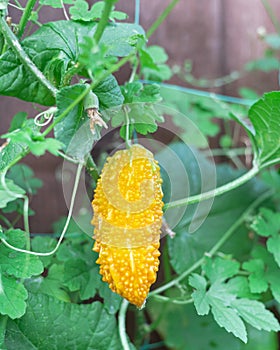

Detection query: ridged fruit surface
(91, 144), (163, 307)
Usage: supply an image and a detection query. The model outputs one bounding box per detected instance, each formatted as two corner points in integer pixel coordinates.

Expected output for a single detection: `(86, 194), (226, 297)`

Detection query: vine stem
(0, 15), (57, 97)
(261, 0), (280, 34)
(164, 165), (260, 210)
(118, 299), (130, 350)
(93, 0), (116, 44)
(146, 0), (180, 38)
(150, 189), (273, 296)
(23, 196), (30, 249)
(0, 162), (83, 256)
(17, 0), (36, 37)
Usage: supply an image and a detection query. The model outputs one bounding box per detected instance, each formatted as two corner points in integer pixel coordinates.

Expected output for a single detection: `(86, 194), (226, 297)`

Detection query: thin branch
(150, 294), (194, 305)
(17, 0), (37, 37)
(93, 0), (116, 44)
(146, 0), (180, 38)
(164, 165), (259, 210)
(118, 299), (130, 350)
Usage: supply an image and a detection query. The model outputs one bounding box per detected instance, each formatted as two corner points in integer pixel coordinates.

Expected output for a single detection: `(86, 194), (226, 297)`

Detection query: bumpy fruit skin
(91, 144), (163, 308)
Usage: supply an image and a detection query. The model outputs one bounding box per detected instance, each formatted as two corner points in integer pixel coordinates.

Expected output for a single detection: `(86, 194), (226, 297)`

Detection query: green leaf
(264, 34), (280, 49)
(251, 246), (280, 303)
(251, 208), (280, 237)
(231, 299), (280, 332)
(0, 21), (144, 105)
(94, 74), (124, 111)
(63, 258), (101, 300)
(203, 256), (240, 284)
(31, 236), (57, 267)
(267, 236), (280, 267)
(189, 274), (210, 315)
(69, 0), (100, 21)
(210, 298), (247, 343)
(207, 282), (236, 306)
(227, 277), (257, 299)
(8, 112), (27, 132)
(69, 0), (127, 22)
(0, 229), (44, 278)
(0, 274), (28, 319)
(251, 208), (280, 267)
(78, 37), (117, 76)
(98, 282), (122, 315)
(242, 259), (268, 293)
(55, 77), (123, 158)
(7, 164), (42, 195)
(5, 293), (122, 349)
(2, 127), (63, 157)
(55, 84), (90, 157)
(248, 92), (280, 166)
(0, 179), (25, 209)
(26, 265), (71, 303)
(0, 141), (27, 172)
(140, 45), (172, 81)
(114, 82), (162, 137)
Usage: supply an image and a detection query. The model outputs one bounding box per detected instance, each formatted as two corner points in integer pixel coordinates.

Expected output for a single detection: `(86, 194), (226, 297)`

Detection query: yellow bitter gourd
(91, 144), (163, 308)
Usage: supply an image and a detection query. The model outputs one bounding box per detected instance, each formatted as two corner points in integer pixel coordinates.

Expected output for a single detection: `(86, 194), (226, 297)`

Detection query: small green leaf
(0, 274), (28, 319)
(69, 0), (99, 21)
(207, 282), (236, 306)
(8, 112), (28, 132)
(55, 84), (90, 157)
(94, 74), (124, 111)
(203, 256), (240, 284)
(34, 265), (71, 303)
(251, 208), (280, 237)
(140, 45), (172, 81)
(267, 236), (280, 267)
(69, 0), (127, 22)
(227, 276), (257, 299)
(0, 229), (44, 278)
(7, 164), (42, 195)
(0, 141), (27, 172)
(0, 179), (25, 209)
(2, 127), (63, 157)
(243, 259), (268, 293)
(248, 92), (280, 167)
(189, 274), (210, 315)
(210, 299), (247, 343)
(63, 259), (100, 300)
(31, 236), (57, 267)
(98, 282), (122, 315)
(78, 37), (117, 77)
(231, 298), (280, 332)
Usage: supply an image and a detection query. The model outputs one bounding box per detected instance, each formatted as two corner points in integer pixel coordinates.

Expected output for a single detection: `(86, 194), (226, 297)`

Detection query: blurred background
(1, 0), (280, 233)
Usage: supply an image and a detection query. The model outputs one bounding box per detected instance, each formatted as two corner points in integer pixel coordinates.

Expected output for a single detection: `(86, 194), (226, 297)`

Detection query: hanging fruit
(91, 144), (163, 308)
